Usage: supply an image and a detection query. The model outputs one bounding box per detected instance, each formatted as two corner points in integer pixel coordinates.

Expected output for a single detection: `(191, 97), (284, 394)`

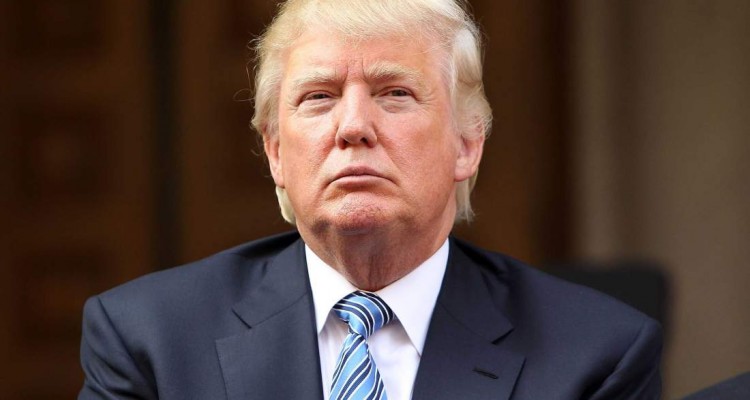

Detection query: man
(79, 0), (662, 399)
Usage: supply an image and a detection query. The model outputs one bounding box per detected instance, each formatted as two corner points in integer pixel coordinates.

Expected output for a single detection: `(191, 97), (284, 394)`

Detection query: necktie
(329, 291), (395, 400)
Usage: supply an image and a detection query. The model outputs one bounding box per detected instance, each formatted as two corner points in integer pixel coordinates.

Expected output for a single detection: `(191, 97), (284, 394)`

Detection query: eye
(387, 89), (411, 97)
(302, 92), (331, 102)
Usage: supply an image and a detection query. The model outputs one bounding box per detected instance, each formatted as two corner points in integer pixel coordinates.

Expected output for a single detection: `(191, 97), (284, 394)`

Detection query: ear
(454, 128), (485, 182)
(263, 131), (285, 188)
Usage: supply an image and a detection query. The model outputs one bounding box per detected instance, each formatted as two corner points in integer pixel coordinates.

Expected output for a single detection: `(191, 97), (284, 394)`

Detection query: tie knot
(333, 291), (394, 339)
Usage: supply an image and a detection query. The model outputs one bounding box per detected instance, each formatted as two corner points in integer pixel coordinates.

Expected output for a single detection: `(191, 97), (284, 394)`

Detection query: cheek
(279, 117), (333, 177)
(389, 124), (459, 183)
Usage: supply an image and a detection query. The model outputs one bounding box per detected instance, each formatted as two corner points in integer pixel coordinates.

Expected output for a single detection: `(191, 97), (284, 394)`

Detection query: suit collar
(216, 238), (325, 400)
(412, 237), (525, 400)
(230, 237), (309, 327)
(438, 237), (514, 340)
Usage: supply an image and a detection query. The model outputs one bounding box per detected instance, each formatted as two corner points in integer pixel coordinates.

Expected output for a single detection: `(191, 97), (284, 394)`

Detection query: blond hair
(251, 0), (492, 224)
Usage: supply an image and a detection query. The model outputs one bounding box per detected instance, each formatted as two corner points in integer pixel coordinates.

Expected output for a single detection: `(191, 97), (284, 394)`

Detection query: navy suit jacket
(79, 231), (662, 399)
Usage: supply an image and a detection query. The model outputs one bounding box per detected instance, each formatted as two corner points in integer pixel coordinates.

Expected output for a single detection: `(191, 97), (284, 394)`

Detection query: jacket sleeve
(587, 318), (664, 400)
(78, 296), (157, 400)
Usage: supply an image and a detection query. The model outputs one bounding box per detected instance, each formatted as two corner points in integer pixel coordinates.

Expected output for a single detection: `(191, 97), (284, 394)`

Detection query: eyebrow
(289, 62), (428, 93)
(290, 68), (342, 93)
(365, 62), (428, 92)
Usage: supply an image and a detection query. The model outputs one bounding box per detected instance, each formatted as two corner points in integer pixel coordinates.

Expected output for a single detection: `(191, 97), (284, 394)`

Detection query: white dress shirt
(306, 239), (449, 400)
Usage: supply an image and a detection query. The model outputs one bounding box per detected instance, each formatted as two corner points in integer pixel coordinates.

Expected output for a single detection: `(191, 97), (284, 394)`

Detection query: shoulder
(451, 237), (661, 353)
(89, 231), (301, 329)
(450, 238), (662, 397)
(452, 237), (653, 319)
(78, 231), (304, 396)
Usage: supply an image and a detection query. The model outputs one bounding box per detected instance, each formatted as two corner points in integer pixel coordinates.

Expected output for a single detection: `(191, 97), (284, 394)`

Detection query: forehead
(281, 30), (446, 86)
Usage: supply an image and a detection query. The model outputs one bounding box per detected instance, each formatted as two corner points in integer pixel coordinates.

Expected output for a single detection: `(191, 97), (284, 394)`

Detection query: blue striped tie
(329, 291), (395, 400)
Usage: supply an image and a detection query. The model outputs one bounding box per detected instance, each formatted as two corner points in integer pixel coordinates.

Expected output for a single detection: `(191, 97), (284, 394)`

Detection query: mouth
(331, 166), (388, 184)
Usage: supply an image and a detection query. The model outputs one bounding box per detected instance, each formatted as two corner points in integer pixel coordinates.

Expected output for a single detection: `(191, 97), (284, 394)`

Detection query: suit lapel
(215, 239), (324, 400)
(412, 239), (525, 400)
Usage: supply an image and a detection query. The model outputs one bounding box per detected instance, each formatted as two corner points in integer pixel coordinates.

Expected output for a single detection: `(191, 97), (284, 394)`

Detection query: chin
(330, 202), (392, 235)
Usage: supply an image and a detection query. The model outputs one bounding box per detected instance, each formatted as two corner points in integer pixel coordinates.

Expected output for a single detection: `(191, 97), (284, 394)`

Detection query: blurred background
(0, 0), (748, 398)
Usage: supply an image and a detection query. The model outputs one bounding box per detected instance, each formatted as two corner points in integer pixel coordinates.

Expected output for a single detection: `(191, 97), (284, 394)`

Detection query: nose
(335, 88), (377, 148)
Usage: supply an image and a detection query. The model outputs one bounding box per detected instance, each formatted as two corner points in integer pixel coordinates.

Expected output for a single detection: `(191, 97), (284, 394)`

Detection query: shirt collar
(306, 238), (449, 356)
(306, 245), (358, 336)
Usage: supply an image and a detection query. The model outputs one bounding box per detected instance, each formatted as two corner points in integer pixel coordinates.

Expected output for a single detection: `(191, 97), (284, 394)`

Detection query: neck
(301, 218), (453, 292)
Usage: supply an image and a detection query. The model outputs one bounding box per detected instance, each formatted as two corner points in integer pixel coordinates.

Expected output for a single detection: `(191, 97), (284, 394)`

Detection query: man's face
(265, 31), (482, 237)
